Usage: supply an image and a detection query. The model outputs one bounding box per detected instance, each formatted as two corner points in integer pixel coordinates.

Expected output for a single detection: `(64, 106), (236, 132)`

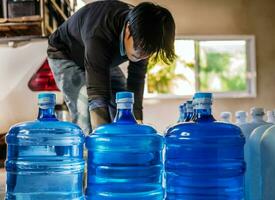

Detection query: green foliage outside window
(199, 52), (247, 92)
(146, 40), (248, 95)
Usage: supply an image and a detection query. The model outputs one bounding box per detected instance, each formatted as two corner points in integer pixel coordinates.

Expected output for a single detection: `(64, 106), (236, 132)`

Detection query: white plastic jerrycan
(220, 111), (232, 123)
(247, 123), (273, 200)
(235, 111), (248, 126)
(261, 125), (275, 200)
(239, 107), (268, 200)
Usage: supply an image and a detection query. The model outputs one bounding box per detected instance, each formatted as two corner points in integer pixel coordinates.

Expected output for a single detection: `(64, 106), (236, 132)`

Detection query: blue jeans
(48, 58), (126, 134)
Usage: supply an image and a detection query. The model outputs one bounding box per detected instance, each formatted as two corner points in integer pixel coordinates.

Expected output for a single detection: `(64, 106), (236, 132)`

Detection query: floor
(0, 167), (5, 199)
(0, 136), (6, 199)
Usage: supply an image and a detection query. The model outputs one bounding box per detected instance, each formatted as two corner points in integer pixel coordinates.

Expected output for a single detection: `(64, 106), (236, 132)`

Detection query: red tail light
(28, 59), (60, 91)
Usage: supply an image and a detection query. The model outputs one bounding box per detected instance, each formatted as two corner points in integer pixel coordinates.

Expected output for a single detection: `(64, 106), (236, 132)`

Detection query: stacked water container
(248, 123), (273, 200)
(85, 92), (164, 200)
(266, 110), (275, 123)
(220, 111), (232, 123)
(178, 100), (193, 123)
(261, 119), (275, 200)
(237, 107), (269, 200)
(235, 111), (248, 126)
(5, 93), (85, 199)
(246, 109), (275, 200)
(184, 100), (193, 122)
(165, 92), (245, 199)
(238, 108), (268, 140)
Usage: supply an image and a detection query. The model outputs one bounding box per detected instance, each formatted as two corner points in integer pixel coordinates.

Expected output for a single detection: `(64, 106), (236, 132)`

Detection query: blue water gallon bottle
(85, 91), (164, 200)
(165, 92), (245, 199)
(184, 100), (193, 122)
(5, 93), (85, 199)
(178, 103), (187, 123)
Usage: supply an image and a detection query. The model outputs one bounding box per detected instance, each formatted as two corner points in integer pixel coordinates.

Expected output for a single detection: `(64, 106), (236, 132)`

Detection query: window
(145, 35), (256, 98)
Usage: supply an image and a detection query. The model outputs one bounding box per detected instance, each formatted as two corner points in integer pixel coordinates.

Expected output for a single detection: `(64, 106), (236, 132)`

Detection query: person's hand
(136, 120), (143, 124)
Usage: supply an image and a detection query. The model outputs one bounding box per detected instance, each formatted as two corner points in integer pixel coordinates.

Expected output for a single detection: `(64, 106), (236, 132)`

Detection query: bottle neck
(195, 107), (212, 116)
(236, 117), (246, 124)
(114, 103), (136, 123)
(252, 115), (265, 123)
(184, 111), (193, 122)
(223, 118), (230, 122)
(38, 106), (57, 121)
(179, 112), (187, 122)
(190, 109), (197, 121)
(193, 101), (215, 122)
(178, 107), (186, 121)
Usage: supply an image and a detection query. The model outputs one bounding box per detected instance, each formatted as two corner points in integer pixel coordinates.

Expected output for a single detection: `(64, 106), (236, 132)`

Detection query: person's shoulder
(79, 1), (132, 20)
(89, 0), (133, 10)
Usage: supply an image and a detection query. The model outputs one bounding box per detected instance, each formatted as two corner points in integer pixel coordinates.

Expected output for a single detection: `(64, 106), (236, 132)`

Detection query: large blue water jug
(5, 93), (85, 200)
(85, 92), (164, 200)
(165, 92), (245, 199)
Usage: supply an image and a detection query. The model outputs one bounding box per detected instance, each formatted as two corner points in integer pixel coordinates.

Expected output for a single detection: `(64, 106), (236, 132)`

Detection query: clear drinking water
(165, 92), (245, 199)
(5, 93), (85, 200)
(85, 92), (164, 200)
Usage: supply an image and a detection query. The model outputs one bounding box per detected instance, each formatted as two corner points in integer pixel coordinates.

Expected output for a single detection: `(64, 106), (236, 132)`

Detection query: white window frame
(144, 35), (257, 99)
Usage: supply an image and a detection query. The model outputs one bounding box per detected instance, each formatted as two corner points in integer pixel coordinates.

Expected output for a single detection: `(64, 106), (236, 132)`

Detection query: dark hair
(127, 2), (176, 64)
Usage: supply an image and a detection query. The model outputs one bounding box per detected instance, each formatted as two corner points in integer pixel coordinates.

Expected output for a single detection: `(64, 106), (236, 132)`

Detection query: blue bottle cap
(116, 92), (134, 103)
(38, 93), (56, 106)
(193, 92), (213, 99)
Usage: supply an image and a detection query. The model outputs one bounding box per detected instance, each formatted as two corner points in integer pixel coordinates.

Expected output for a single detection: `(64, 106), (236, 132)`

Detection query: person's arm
(127, 59), (148, 122)
(84, 37), (113, 129)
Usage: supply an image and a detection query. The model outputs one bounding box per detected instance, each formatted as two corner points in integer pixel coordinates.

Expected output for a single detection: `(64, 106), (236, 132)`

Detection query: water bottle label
(117, 102), (133, 109)
(196, 104), (211, 110)
(39, 97), (54, 109)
